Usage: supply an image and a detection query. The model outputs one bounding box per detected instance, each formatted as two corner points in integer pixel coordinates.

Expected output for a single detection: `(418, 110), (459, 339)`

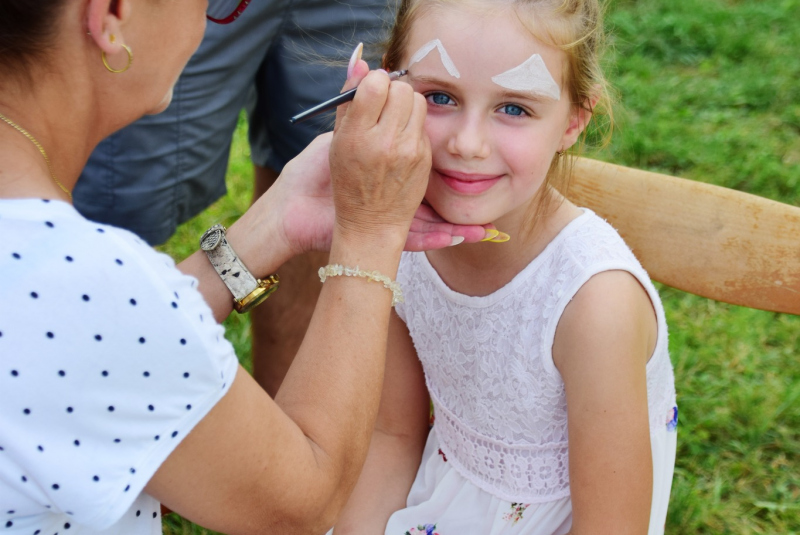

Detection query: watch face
(200, 227), (223, 251)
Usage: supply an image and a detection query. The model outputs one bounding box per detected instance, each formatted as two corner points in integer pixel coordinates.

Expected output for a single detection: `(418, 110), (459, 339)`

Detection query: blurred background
(159, 0), (799, 532)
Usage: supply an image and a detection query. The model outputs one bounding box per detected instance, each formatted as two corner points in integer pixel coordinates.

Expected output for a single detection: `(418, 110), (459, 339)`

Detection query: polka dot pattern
(0, 199), (237, 532)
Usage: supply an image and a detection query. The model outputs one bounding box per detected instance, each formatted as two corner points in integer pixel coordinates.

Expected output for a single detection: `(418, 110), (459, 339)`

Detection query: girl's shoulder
(552, 209), (643, 271)
(547, 208), (660, 310)
(540, 209), (669, 367)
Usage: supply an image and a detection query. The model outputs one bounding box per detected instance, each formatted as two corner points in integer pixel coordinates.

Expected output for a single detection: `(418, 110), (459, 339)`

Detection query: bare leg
(251, 165), (327, 397)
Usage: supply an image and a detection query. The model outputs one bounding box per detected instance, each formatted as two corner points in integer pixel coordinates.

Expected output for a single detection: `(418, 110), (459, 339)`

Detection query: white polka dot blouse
(0, 198), (239, 534)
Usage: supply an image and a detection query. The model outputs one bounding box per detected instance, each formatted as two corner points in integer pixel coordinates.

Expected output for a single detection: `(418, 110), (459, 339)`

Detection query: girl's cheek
(495, 123), (550, 160)
(423, 116), (450, 154)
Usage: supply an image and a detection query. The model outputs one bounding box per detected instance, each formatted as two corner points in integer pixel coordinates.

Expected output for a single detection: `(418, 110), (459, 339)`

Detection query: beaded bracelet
(318, 264), (404, 307)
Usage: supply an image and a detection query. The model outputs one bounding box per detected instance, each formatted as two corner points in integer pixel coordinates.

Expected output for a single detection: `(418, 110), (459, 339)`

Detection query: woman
(0, 0), (488, 533)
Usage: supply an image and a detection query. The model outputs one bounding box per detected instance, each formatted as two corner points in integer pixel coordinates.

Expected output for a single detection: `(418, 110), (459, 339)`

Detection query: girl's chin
(424, 198), (494, 227)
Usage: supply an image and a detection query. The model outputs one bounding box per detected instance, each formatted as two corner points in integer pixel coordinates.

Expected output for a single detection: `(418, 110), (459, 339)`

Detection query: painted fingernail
(450, 236), (465, 246)
(347, 42), (363, 79)
(481, 229), (500, 242)
(489, 232), (511, 243)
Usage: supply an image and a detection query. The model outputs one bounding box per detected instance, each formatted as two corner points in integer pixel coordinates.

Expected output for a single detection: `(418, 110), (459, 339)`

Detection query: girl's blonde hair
(383, 0), (614, 235)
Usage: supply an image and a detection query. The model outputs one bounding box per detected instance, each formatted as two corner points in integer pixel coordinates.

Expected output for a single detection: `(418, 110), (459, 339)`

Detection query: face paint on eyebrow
(491, 54), (561, 101)
(407, 39), (461, 79)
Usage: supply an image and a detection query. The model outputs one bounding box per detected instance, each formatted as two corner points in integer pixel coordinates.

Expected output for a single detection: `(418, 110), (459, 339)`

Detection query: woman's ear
(86, 0), (132, 54)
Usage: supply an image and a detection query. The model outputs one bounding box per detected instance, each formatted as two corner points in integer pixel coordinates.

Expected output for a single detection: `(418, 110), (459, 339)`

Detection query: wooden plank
(564, 158), (800, 315)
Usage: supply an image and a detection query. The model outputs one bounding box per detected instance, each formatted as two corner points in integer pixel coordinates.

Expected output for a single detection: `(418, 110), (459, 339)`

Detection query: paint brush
(290, 70), (409, 124)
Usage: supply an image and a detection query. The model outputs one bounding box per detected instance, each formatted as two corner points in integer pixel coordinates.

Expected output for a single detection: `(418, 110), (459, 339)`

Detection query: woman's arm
(553, 270), (658, 535)
(178, 147), (494, 325)
(332, 313), (431, 534)
(146, 67), (431, 534)
(177, 100), (492, 323)
(175, 131), (332, 324)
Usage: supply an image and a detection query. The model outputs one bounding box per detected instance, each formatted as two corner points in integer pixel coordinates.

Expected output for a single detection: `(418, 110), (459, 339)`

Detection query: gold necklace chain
(0, 111), (72, 200)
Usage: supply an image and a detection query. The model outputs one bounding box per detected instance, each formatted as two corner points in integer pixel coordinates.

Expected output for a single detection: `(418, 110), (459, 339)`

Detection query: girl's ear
(560, 90), (600, 151)
(559, 97), (599, 150)
(86, 0), (132, 54)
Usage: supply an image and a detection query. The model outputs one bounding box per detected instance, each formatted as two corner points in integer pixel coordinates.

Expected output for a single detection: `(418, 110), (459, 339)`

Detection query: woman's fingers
(404, 92), (428, 136)
(405, 231), (457, 251)
(378, 81), (415, 132)
(340, 70), (392, 133)
(412, 203), (445, 223)
(329, 68), (432, 242)
(403, 205), (497, 251)
(334, 59), (370, 133)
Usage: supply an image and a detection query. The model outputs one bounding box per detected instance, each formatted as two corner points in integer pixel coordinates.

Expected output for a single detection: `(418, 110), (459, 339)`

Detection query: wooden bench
(566, 159), (800, 316)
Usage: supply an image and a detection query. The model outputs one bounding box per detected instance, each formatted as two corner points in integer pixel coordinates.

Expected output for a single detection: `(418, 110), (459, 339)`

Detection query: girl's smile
(433, 169), (503, 195)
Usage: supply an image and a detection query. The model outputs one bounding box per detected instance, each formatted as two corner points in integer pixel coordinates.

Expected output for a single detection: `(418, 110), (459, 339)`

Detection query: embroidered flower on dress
(502, 503), (530, 525)
(438, 448), (448, 462)
(666, 406), (678, 432)
(406, 524), (439, 535)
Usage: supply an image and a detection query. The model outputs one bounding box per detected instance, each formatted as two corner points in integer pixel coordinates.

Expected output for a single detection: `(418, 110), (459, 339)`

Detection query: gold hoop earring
(556, 149), (566, 159)
(102, 44), (133, 74)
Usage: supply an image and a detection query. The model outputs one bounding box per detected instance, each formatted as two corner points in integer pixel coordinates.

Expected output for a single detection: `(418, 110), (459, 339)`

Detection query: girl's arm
(333, 312), (432, 534)
(553, 270), (658, 535)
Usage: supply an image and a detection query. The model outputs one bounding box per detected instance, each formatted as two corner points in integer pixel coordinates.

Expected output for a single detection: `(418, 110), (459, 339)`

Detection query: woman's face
(120, 0), (208, 114)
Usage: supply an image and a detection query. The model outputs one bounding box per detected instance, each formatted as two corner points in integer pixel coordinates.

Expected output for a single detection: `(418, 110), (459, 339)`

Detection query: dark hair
(0, 0), (68, 77)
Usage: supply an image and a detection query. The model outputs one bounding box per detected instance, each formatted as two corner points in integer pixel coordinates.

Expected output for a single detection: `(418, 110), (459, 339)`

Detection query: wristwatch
(200, 224), (280, 313)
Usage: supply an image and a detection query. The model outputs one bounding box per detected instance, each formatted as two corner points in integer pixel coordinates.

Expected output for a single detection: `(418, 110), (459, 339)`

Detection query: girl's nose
(447, 115), (491, 160)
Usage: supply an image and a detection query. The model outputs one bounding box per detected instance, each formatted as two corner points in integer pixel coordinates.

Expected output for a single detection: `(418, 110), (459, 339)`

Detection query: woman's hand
(407, 203), (493, 251)
(327, 64), (430, 250)
(270, 59), (492, 257)
(275, 146), (492, 253)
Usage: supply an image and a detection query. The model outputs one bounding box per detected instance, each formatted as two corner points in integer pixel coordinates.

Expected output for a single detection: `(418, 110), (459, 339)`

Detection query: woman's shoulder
(1, 198), (149, 254)
(0, 198), (230, 353)
(1, 198), (190, 296)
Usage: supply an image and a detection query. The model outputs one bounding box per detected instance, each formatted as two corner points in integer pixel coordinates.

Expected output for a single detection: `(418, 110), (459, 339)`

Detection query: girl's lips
(434, 169), (502, 195)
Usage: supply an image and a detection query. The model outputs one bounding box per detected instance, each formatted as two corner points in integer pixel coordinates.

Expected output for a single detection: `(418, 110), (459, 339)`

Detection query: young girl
(333, 1), (677, 534)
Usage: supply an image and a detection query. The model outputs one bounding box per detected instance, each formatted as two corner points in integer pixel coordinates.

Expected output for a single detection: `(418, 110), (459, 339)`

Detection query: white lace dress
(387, 210), (678, 535)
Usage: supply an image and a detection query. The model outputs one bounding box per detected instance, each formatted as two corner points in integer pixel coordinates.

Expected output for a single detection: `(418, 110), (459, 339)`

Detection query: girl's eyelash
(422, 91), (534, 118)
(424, 91), (456, 106)
(497, 103), (531, 117)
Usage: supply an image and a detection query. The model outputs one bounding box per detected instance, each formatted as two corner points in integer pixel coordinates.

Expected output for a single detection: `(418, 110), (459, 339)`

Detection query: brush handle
(290, 88), (358, 124)
(290, 70), (408, 124)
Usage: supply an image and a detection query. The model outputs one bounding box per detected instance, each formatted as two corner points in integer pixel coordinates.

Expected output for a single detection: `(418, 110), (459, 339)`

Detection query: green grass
(159, 0), (799, 532)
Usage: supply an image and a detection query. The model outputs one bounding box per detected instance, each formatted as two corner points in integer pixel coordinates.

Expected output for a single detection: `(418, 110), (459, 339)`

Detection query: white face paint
(491, 54), (561, 101)
(407, 39), (461, 79)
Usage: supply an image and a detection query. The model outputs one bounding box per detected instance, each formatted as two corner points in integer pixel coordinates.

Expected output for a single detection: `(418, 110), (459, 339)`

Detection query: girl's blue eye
(499, 104), (527, 117)
(427, 92), (454, 106)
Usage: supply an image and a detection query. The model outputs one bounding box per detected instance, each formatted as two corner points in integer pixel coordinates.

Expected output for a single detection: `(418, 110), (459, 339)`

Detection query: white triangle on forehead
(407, 39), (461, 79)
(491, 54), (561, 101)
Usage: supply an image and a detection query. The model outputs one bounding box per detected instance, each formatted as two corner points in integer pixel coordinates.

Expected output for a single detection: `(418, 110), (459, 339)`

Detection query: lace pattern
(396, 210), (676, 503)
(431, 393), (571, 503)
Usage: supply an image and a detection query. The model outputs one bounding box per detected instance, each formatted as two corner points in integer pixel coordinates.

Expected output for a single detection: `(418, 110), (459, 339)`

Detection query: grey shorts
(74, 0), (393, 245)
